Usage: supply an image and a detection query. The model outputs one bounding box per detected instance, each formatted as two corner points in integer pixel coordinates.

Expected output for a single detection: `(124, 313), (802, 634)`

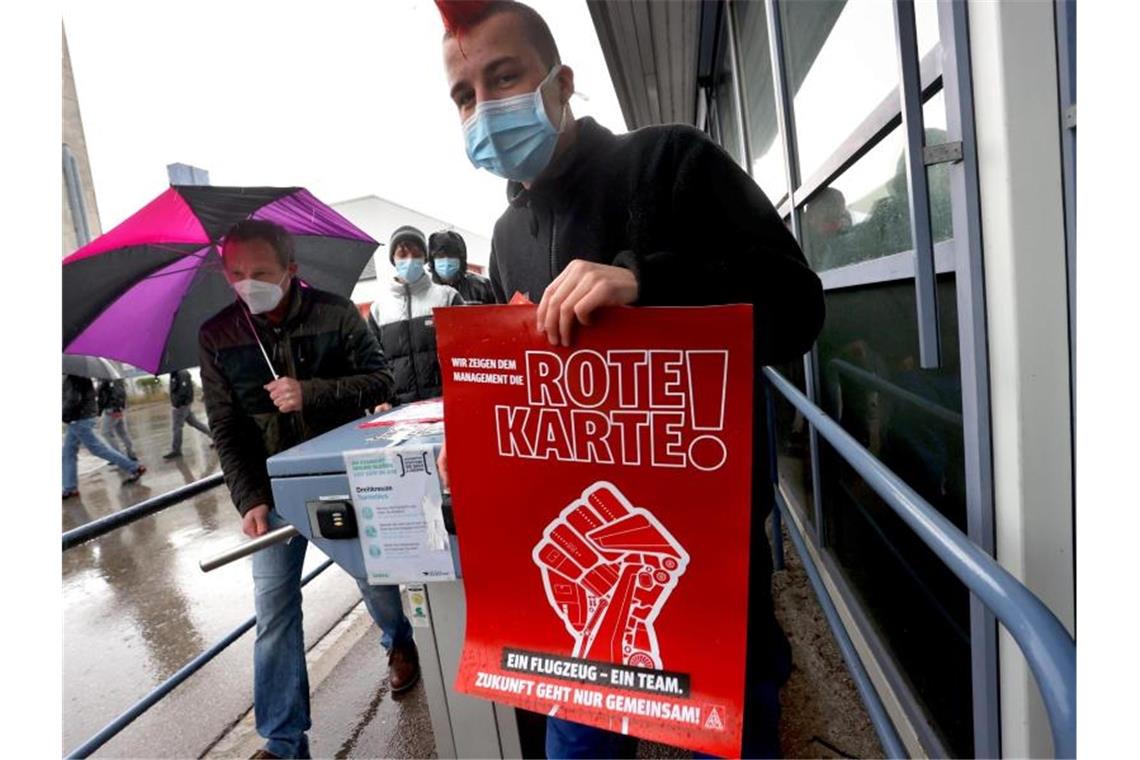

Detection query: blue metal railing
(65, 559), (334, 759)
(62, 472), (225, 550)
(764, 367), (1076, 758)
(774, 487), (908, 758)
(62, 477), (336, 758)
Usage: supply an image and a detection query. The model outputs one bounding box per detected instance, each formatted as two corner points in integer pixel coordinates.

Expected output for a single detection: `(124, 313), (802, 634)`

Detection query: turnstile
(265, 408), (523, 759)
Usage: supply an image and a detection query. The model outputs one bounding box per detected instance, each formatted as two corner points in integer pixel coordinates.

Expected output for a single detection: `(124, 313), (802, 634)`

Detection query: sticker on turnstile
(405, 584), (431, 627)
(343, 445), (456, 584)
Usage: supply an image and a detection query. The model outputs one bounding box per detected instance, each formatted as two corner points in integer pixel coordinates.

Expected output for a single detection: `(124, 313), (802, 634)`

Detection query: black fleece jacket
(489, 117), (824, 366)
(487, 118), (823, 681)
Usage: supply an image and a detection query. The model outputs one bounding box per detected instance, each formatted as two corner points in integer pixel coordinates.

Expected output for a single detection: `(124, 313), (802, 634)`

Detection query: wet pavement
(305, 614), (435, 759)
(62, 398), (372, 758)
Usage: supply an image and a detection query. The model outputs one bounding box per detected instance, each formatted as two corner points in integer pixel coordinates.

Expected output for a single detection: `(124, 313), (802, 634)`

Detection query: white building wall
(967, 1), (1075, 756)
(331, 195), (492, 305)
(63, 28), (102, 254)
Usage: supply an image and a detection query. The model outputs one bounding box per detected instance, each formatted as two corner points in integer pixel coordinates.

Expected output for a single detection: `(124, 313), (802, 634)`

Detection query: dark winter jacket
(169, 370), (194, 408)
(63, 375), (97, 423)
(487, 117), (823, 682)
(440, 270), (495, 305)
(199, 280), (396, 516)
(97, 379), (127, 414)
(368, 275), (463, 405)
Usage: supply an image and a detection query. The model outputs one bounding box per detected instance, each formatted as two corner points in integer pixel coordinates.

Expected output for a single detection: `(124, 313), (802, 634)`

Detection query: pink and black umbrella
(63, 185), (377, 375)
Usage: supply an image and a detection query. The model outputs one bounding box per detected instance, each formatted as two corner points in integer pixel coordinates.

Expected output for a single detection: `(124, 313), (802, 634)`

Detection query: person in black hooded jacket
(428, 229), (496, 304)
(63, 375), (145, 498)
(439, 3), (824, 758)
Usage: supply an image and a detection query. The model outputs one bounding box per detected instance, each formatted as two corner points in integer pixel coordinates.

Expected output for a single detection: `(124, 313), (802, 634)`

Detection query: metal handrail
(62, 472), (226, 550)
(65, 558), (335, 759)
(828, 358), (964, 427)
(775, 489), (907, 758)
(764, 367), (1076, 758)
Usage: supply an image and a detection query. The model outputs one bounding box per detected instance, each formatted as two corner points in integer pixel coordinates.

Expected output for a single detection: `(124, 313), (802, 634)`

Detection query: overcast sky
(62, 0), (626, 240)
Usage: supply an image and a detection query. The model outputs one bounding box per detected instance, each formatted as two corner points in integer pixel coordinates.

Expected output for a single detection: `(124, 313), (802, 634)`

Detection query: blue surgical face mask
(463, 65), (567, 182)
(433, 257), (460, 280)
(395, 257), (425, 284)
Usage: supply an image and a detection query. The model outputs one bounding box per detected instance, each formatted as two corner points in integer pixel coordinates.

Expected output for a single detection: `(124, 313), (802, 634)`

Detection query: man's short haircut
(223, 219), (295, 268)
(439, 1), (561, 69)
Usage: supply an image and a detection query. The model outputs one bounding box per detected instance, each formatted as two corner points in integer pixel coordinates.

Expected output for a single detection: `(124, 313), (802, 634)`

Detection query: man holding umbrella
(199, 219), (418, 760)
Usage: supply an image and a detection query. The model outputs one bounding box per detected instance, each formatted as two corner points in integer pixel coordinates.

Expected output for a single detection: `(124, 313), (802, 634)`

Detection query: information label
(343, 444), (455, 584)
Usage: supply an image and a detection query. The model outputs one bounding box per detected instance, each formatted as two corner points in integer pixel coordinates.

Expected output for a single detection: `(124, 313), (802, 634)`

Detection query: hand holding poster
(435, 304), (753, 756)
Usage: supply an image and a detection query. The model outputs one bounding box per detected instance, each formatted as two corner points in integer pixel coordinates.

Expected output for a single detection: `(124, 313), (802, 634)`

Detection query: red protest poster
(435, 304), (753, 756)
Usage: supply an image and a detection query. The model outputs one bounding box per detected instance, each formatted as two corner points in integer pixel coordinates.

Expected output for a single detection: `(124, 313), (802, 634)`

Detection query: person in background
(436, 2), (825, 756)
(428, 229), (496, 304)
(163, 369), (213, 459)
(97, 378), (137, 461)
(368, 225), (463, 407)
(63, 374), (145, 499)
(199, 219), (418, 760)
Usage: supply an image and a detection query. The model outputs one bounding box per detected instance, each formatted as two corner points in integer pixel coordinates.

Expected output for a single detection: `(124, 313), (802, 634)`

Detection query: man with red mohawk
(436, 2), (824, 758)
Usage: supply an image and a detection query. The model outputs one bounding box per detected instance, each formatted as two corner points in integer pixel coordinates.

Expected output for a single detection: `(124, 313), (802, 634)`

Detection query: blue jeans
(252, 511), (414, 759)
(545, 677), (782, 760)
(62, 417), (141, 492)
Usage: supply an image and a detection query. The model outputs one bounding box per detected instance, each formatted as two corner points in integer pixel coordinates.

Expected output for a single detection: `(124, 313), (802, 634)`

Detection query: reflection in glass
(782, 0), (899, 179)
(769, 359), (814, 527)
(800, 116), (954, 272)
(735, 0), (787, 205)
(817, 275), (973, 756)
(923, 90), (954, 244)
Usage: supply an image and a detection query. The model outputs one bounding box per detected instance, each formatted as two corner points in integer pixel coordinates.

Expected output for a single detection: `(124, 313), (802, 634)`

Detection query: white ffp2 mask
(232, 272), (288, 314)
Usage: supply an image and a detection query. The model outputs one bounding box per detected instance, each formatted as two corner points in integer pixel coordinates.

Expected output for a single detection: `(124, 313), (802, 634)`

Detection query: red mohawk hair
(435, 1), (494, 37)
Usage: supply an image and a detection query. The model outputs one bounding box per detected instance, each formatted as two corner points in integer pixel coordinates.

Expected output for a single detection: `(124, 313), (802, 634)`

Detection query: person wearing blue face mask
(368, 225), (464, 407)
(428, 229), (496, 304)
(437, 2), (825, 758)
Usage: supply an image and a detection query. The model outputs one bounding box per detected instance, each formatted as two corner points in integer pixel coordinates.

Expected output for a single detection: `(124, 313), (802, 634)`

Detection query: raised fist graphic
(532, 482), (690, 669)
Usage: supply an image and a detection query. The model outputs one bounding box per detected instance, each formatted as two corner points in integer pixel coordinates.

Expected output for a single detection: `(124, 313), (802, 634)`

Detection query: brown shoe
(248, 750), (280, 759)
(388, 640), (420, 693)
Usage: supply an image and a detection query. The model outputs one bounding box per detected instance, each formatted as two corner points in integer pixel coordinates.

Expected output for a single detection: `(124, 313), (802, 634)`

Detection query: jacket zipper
(404, 284), (421, 401)
(550, 209), (558, 282)
(276, 328), (308, 442)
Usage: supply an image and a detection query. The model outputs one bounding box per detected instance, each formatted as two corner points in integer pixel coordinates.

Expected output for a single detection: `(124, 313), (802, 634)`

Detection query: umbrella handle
(240, 307), (280, 381)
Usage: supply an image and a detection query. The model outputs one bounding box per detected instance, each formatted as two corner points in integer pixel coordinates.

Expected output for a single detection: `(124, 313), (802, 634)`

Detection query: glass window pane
(800, 124), (909, 271)
(923, 89), (954, 244)
(735, 0), (787, 206)
(769, 358), (814, 528)
(915, 0), (941, 63)
(912, 0), (939, 63)
(782, 0), (900, 179)
(715, 15), (743, 166)
(816, 275), (972, 756)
